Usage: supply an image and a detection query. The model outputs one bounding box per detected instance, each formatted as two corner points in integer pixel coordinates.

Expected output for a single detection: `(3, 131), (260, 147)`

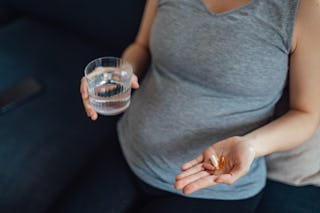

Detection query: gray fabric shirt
(117, 0), (300, 199)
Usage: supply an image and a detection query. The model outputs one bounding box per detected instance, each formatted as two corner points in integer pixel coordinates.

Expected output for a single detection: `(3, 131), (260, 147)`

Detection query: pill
(210, 154), (219, 168)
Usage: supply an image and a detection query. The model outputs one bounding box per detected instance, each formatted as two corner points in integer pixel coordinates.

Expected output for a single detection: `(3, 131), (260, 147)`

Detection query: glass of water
(84, 57), (133, 116)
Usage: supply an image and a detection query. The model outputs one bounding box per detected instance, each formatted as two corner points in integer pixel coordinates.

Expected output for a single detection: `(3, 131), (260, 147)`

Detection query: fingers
(181, 155), (203, 171)
(131, 74), (139, 89)
(82, 96), (98, 120)
(182, 175), (218, 195)
(91, 112), (98, 120)
(215, 165), (248, 185)
(175, 170), (211, 190)
(176, 164), (205, 181)
(203, 162), (216, 171)
(80, 77), (88, 99)
(80, 77), (98, 120)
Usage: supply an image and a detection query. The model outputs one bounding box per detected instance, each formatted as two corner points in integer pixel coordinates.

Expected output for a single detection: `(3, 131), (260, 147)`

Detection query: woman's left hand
(174, 136), (256, 195)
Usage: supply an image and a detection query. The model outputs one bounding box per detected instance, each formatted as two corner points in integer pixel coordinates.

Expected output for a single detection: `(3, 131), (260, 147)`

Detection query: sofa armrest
(0, 0), (19, 26)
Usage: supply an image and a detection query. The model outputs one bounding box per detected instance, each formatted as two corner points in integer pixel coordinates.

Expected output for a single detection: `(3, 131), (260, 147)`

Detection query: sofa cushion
(256, 179), (320, 212)
(47, 127), (140, 213)
(11, 0), (145, 54)
(0, 17), (122, 212)
(0, 0), (20, 26)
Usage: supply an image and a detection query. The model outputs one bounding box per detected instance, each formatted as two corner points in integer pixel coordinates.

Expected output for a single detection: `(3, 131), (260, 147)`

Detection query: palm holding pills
(174, 136), (256, 195)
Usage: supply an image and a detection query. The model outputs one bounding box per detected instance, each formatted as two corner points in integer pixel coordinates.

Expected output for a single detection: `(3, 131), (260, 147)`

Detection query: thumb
(131, 74), (139, 89)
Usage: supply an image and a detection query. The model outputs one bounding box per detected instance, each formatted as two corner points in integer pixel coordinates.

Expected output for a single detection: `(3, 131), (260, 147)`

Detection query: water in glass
(88, 68), (131, 115)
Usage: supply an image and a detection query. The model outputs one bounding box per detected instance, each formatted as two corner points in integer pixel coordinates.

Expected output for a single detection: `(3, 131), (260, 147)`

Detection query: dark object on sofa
(0, 0), (145, 212)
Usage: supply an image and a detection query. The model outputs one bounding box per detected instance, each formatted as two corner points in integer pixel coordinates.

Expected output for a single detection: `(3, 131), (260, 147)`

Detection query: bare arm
(121, 0), (158, 79)
(244, 0), (320, 157)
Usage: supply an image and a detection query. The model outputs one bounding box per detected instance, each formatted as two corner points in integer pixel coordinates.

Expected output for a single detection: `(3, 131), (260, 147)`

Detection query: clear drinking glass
(84, 57), (133, 116)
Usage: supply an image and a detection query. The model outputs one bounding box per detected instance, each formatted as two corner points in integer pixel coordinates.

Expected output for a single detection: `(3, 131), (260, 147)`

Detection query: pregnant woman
(80, 0), (320, 212)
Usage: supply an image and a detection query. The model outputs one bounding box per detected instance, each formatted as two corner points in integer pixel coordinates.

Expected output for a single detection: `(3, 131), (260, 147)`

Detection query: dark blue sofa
(0, 1), (319, 212)
(0, 0), (144, 212)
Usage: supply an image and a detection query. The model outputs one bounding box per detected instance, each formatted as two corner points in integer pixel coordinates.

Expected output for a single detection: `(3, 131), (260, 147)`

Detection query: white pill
(210, 154), (219, 168)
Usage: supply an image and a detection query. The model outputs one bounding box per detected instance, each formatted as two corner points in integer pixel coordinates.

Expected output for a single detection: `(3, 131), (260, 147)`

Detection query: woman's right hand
(80, 74), (139, 121)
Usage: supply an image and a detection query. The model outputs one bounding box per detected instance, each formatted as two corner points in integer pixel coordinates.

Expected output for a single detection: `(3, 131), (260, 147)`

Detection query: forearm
(121, 42), (151, 79)
(244, 109), (319, 158)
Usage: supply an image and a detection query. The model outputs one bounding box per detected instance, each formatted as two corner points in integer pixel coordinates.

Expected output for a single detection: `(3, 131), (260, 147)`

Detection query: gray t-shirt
(117, 0), (299, 200)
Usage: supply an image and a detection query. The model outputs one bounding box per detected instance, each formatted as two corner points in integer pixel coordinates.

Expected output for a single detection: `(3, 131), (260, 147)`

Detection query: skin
(80, 0), (320, 195)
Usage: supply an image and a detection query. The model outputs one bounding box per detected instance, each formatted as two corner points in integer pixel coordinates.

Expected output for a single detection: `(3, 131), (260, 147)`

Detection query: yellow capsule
(218, 155), (225, 170)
